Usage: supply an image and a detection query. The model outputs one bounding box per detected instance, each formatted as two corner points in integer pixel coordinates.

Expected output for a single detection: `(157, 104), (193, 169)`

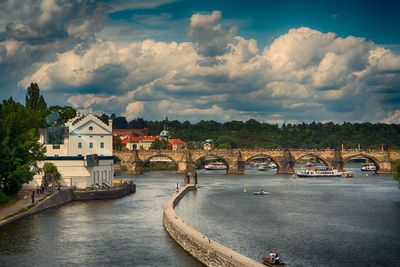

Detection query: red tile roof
(168, 139), (186, 145)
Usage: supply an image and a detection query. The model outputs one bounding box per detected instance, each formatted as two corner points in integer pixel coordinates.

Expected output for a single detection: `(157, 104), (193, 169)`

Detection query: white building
(29, 113), (114, 188)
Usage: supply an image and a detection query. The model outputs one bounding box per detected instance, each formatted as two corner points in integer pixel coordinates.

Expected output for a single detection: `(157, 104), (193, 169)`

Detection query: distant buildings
(29, 112), (114, 189)
(204, 139), (214, 150)
(115, 117), (186, 151)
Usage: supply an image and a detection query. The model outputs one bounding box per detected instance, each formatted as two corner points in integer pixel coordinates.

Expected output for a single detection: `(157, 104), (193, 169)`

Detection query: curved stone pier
(163, 184), (265, 267)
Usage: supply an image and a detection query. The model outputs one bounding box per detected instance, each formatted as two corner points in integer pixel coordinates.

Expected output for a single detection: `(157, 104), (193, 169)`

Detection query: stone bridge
(114, 149), (400, 175)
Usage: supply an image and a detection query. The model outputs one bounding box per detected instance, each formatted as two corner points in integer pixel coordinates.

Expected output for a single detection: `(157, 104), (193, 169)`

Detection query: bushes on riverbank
(0, 191), (10, 205)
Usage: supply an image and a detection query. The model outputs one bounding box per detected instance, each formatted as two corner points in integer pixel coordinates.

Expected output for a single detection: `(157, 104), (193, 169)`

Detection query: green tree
(393, 160), (400, 184)
(0, 98), (45, 195)
(42, 162), (61, 189)
(25, 82), (47, 111)
(151, 139), (168, 149)
(48, 105), (77, 122)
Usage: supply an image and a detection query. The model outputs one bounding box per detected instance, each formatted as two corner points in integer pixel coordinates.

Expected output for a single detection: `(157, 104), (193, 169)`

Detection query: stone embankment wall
(73, 182), (135, 200)
(0, 183), (135, 229)
(163, 184), (265, 267)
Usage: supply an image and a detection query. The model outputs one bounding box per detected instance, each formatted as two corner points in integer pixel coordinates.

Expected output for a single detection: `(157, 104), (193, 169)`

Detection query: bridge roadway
(114, 149), (400, 175)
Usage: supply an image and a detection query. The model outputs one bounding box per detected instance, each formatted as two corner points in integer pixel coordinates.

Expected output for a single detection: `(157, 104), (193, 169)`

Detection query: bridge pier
(129, 150), (144, 175)
(377, 151), (392, 174)
(277, 150), (295, 174)
(227, 151), (245, 175)
(330, 150), (344, 171)
(178, 150), (196, 179)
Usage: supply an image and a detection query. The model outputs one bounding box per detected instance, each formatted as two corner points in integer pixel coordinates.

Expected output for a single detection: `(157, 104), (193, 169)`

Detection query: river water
(1, 164), (400, 266)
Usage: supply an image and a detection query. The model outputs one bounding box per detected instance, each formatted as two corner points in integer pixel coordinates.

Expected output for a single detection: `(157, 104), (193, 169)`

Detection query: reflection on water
(1, 165), (399, 266)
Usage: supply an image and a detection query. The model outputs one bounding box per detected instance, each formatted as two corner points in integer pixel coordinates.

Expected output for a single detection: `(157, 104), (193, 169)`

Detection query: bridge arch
(293, 153), (330, 167)
(244, 154), (282, 172)
(192, 154), (230, 173)
(141, 154), (179, 165)
(343, 153), (380, 171)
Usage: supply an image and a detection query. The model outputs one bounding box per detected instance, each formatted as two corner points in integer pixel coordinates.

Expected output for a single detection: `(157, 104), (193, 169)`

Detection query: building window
(90, 135), (93, 138)
(89, 142), (93, 148)
(52, 144), (60, 149)
(101, 135), (104, 138)
(78, 135), (81, 138)
(89, 126), (93, 131)
(100, 142), (104, 148)
(78, 142), (82, 148)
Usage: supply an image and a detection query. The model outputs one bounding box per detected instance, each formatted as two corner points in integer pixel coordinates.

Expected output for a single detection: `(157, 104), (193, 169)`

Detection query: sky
(1, 0), (400, 123)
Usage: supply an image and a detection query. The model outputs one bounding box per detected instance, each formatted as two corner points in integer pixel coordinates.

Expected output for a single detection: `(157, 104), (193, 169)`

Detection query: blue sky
(1, 0), (400, 123)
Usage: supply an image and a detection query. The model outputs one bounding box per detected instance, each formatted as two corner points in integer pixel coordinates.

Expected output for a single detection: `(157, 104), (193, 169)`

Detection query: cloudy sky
(1, 0), (400, 123)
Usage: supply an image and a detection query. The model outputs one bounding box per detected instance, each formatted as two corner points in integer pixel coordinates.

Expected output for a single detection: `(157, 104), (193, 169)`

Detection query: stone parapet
(163, 184), (265, 267)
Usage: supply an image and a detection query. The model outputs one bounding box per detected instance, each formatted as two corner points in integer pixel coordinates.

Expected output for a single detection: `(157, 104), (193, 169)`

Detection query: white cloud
(124, 102), (144, 120)
(11, 10), (400, 123)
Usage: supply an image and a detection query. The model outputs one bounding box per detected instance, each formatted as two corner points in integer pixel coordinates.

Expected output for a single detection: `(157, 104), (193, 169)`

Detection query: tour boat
(268, 162), (277, 169)
(361, 162), (376, 171)
(258, 164), (268, 171)
(253, 189), (270, 195)
(296, 167), (343, 177)
(204, 162), (227, 170)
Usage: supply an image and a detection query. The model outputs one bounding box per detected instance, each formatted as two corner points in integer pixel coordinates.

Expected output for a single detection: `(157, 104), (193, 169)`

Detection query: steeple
(164, 116), (169, 130)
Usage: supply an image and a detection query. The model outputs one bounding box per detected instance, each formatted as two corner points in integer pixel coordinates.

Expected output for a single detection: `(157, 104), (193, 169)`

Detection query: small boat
(204, 162), (227, 170)
(342, 171), (353, 178)
(361, 162), (376, 171)
(296, 167), (342, 177)
(258, 164), (268, 171)
(254, 189), (270, 195)
(262, 252), (285, 266)
(268, 162), (277, 169)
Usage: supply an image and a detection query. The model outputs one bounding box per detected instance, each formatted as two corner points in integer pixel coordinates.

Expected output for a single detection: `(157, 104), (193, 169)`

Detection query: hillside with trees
(113, 118), (400, 150)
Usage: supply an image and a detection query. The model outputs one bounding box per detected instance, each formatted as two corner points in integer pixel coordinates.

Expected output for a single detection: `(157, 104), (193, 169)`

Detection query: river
(1, 164), (399, 266)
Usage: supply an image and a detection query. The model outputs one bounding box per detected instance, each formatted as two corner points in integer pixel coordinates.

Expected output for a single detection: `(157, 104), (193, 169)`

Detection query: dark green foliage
(42, 162), (61, 187)
(48, 105), (77, 122)
(128, 118), (147, 129)
(113, 116), (128, 129)
(100, 113), (110, 124)
(25, 82), (47, 111)
(122, 118), (400, 149)
(151, 139), (168, 149)
(393, 160), (400, 182)
(0, 98), (45, 195)
(0, 191), (10, 205)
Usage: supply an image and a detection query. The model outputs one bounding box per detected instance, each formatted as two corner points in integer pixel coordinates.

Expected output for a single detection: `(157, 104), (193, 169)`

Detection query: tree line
(111, 117), (400, 150)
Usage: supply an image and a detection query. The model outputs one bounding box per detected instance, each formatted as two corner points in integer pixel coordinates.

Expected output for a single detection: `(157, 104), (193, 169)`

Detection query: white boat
(254, 189), (270, 195)
(258, 164), (268, 171)
(204, 162), (227, 170)
(296, 167), (343, 177)
(361, 162), (376, 171)
(268, 162), (277, 169)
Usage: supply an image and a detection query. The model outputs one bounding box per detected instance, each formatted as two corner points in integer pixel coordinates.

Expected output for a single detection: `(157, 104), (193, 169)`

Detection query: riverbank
(163, 184), (265, 267)
(0, 182), (135, 229)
